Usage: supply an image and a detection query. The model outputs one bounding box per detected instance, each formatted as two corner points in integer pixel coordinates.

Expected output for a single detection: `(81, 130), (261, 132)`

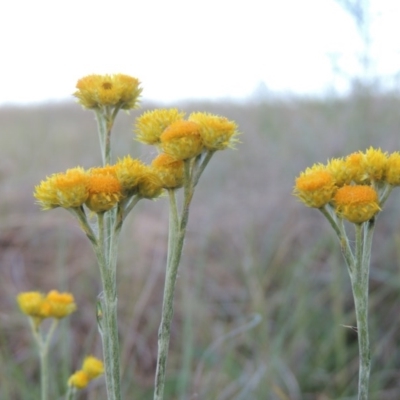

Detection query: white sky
(1, 0), (400, 105)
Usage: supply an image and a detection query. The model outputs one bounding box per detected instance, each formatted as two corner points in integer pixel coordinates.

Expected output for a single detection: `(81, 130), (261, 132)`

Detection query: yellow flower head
(40, 290), (77, 319)
(68, 370), (90, 389)
(137, 166), (164, 199)
(86, 168), (123, 213)
(345, 152), (368, 184)
(152, 153), (184, 189)
(114, 156), (147, 196)
(334, 185), (380, 224)
(160, 120), (203, 160)
(74, 73), (142, 110)
(326, 158), (352, 186)
(294, 164), (336, 208)
(386, 152), (400, 186)
(134, 108), (186, 145)
(17, 292), (45, 318)
(362, 147), (388, 182)
(34, 167), (89, 210)
(82, 356), (104, 380)
(189, 112), (239, 151)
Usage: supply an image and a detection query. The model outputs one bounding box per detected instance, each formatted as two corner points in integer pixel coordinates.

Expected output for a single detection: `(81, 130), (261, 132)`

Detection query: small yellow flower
(189, 112), (239, 151)
(74, 73), (142, 110)
(326, 158), (352, 186)
(137, 166), (164, 199)
(386, 152), (400, 185)
(114, 156), (147, 196)
(362, 147), (388, 182)
(160, 120), (203, 160)
(86, 168), (123, 213)
(34, 167), (89, 210)
(68, 370), (90, 389)
(40, 290), (76, 319)
(152, 153), (184, 189)
(134, 108), (185, 145)
(334, 185), (380, 224)
(345, 152), (368, 184)
(82, 356), (104, 380)
(17, 292), (45, 318)
(294, 164), (336, 208)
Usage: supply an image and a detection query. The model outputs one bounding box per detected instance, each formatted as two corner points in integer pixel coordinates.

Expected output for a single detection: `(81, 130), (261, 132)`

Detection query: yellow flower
(82, 356), (104, 380)
(160, 120), (203, 160)
(134, 108), (185, 145)
(345, 152), (368, 184)
(17, 292), (45, 318)
(40, 290), (77, 319)
(334, 185), (380, 224)
(34, 167), (89, 210)
(152, 153), (184, 189)
(68, 370), (90, 389)
(189, 112), (239, 151)
(386, 152), (400, 185)
(114, 156), (147, 196)
(362, 147), (388, 182)
(137, 166), (164, 199)
(86, 168), (123, 213)
(326, 158), (352, 186)
(74, 73), (142, 110)
(294, 164), (336, 208)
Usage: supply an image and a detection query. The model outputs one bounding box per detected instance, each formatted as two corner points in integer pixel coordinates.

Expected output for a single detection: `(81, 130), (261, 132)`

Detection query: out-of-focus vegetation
(1, 93), (400, 399)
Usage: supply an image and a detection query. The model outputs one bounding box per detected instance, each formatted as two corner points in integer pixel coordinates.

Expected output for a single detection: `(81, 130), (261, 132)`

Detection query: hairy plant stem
(321, 206), (374, 399)
(95, 212), (122, 400)
(349, 221), (374, 400)
(29, 318), (58, 400)
(153, 154), (213, 400)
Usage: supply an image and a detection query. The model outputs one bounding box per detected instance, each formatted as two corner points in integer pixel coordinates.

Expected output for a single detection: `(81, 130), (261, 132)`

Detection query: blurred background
(2, 0), (400, 399)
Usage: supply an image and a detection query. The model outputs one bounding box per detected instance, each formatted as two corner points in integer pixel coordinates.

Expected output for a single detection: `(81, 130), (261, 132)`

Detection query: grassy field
(1, 93), (400, 399)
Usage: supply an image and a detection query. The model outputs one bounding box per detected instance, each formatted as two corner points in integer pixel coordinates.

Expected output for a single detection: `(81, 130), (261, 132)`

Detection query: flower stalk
(293, 147), (400, 399)
(33, 77), (240, 400)
(153, 154), (213, 400)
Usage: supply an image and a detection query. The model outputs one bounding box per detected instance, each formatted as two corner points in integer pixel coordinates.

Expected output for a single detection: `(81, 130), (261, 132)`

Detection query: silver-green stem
(65, 386), (77, 400)
(153, 154), (211, 400)
(96, 213), (122, 400)
(349, 222), (374, 400)
(30, 318), (58, 400)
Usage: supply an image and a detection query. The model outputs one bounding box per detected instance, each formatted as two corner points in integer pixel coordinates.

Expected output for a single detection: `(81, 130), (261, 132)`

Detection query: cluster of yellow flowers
(294, 147), (400, 224)
(17, 290), (76, 321)
(134, 108), (240, 154)
(74, 73), (142, 110)
(34, 157), (164, 213)
(34, 109), (239, 213)
(68, 356), (104, 390)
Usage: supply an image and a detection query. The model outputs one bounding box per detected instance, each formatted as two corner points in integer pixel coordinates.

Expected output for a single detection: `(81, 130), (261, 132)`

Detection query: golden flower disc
(345, 152), (368, 184)
(74, 73), (142, 110)
(294, 166), (336, 208)
(68, 371), (90, 389)
(17, 292), (45, 317)
(334, 185), (380, 224)
(386, 152), (400, 185)
(137, 167), (164, 199)
(189, 112), (239, 151)
(82, 356), (104, 379)
(41, 290), (77, 319)
(362, 147), (388, 182)
(34, 167), (88, 210)
(86, 172), (123, 213)
(152, 153), (184, 189)
(115, 156), (146, 195)
(134, 108), (186, 145)
(160, 120), (203, 160)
